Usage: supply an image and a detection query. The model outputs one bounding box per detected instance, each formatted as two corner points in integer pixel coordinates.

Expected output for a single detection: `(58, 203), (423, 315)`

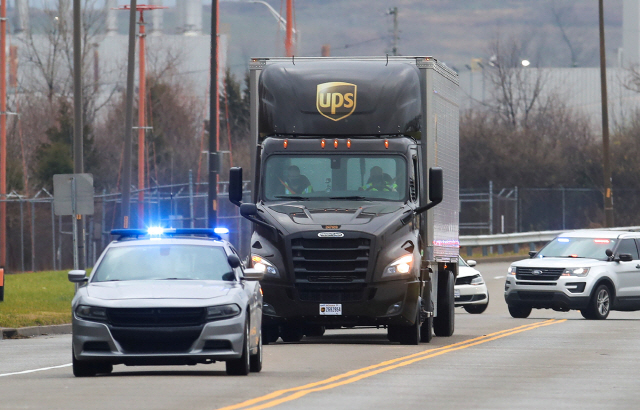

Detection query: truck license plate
(454, 289), (461, 299)
(320, 304), (342, 315)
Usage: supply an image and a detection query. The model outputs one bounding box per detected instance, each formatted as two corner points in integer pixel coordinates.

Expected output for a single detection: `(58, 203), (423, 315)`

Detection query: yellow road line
(217, 319), (565, 410)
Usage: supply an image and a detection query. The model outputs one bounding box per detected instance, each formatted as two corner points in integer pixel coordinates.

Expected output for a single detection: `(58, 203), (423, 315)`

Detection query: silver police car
(68, 228), (263, 376)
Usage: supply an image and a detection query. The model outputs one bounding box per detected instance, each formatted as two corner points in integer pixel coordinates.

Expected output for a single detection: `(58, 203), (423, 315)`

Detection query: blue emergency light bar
(110, 228), (226, 240)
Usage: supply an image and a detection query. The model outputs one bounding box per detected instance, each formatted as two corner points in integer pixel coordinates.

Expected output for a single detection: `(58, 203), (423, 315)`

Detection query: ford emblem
(532, 269), (543, 275)
(318, 232), (344, 238)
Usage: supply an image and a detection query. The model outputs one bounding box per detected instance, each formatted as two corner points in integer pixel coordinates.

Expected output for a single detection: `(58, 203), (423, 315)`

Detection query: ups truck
(228, 56), (459, 344)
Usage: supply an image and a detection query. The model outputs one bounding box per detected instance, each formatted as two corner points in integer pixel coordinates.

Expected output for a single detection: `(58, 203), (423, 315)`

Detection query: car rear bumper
(72, 314), (245, 364)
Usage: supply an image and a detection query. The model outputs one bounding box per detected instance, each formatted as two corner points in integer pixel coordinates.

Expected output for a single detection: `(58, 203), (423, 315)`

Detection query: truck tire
(304, 325), (326, 337)
(262, 325), (280, 345)
(387, 325), (401, 342)
(398, 308), (421, 345)
(508, 304), (532, 318)
(420, 316), (433, 343)
(433, 270), (455, 337)
(280, 325), (304, 342)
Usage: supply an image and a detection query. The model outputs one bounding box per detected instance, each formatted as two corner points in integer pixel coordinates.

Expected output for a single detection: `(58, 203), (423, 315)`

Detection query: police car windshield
(263, 154), (407, 202)
(92, 245), (235, 282)
(536, 237), (617, 260)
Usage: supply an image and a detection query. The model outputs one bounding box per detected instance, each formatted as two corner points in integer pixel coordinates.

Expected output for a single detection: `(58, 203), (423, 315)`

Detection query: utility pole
(599, 0), (614, 227)
(208, 0), (220, 229)
(285, 0), (293, 57)
(0, 0), (6, 268)
(73, 0), (85, 269)
(388, 7), (398, 56)
(121, 0), (138, 229)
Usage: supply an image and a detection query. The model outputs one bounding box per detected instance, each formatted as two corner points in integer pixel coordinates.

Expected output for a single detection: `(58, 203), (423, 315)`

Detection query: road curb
(1, 324), (72, 340)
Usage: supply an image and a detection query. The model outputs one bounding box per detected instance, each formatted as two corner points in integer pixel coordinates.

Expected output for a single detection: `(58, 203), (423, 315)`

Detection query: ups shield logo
(316, 82), (357, 121)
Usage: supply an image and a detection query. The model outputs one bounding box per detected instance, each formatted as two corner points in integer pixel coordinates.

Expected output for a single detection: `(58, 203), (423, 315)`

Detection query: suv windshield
(92, 245), (235, 282)
(536, 237), (617, 260)
(263, 154), (407, 202)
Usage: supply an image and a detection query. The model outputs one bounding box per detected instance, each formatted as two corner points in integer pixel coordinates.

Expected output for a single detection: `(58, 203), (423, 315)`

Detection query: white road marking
(494, 276), (505, 280)
(0, 363), (71, 377)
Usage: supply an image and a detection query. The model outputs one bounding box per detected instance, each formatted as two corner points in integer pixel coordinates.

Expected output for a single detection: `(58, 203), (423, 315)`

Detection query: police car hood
(86, 280), (232, 300)
(266, 201), (405, 227)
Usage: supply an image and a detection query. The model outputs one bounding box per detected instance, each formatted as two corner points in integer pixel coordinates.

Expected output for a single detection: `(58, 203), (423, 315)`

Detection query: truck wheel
(262, 325), (280, 345)
(508, 304), (532, 318)
(434, 270), (455, 337)
(72, 347), (97, 377)
(226, 319), (251, 375)
(249, 331), (263, 373)
(387, 325), (401, 342)
(280, 325), (304, 342)
(304, 325), (326, 337)
(399, 308), (421, 345)
(464, 296), (489, 314)
(583, 284), (611, 320)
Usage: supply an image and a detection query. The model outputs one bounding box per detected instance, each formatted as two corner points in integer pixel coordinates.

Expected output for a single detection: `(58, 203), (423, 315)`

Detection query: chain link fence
(1, 177), (253, 272)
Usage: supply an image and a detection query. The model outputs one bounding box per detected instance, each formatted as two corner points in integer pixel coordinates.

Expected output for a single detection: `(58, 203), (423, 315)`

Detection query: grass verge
(0, 271), (74, 328)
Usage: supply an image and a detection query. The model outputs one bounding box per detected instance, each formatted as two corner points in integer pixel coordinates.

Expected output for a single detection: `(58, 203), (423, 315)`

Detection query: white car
(455, 256), (489, 314)
(505, 230), (640, 320)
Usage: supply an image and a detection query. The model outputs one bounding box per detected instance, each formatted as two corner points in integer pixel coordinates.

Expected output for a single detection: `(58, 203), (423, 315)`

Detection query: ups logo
(316, 82), (357, 121)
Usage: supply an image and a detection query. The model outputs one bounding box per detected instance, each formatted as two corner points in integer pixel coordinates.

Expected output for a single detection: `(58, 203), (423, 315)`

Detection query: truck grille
(291, 237), (370, 282)
(515, 267), (564, 281)
(107, 307), (206, 327)
(296, 283), (366, 303)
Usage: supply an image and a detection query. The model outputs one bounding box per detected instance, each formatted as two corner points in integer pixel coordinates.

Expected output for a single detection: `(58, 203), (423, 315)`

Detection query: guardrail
(459, 226), (640, 257)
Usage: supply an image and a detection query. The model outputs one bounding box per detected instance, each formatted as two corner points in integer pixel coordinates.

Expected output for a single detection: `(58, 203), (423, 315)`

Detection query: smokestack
(178, 0), (202, 35)
(106, 0), (118, 36)
(13, 0), (30, 34)
(150, 0), (163, 35)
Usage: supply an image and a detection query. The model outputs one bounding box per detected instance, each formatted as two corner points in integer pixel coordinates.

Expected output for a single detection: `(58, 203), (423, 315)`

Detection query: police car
(68, 228), (263, 376)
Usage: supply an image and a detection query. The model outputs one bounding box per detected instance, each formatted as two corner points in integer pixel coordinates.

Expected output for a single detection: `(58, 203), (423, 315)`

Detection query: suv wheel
(583, 284), (611, 320)
(508, 304), (532, 318)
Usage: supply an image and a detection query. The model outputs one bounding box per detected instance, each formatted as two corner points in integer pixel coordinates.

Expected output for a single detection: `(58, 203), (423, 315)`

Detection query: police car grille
(291, 238), (370, 282)
(515, 267), (564, 281)
(107, 307), (206, 327)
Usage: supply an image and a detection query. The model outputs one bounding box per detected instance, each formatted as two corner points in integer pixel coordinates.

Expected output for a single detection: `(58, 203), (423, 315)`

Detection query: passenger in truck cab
(281, 165), (313, 195)
(361, 166), (396, 192)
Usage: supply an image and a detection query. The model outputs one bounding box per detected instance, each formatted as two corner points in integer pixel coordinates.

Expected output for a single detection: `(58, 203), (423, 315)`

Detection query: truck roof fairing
(258, 61), (422, 138)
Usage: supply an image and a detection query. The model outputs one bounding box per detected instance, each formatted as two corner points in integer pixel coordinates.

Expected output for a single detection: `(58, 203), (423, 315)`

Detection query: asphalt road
(2, 260), (640, 410)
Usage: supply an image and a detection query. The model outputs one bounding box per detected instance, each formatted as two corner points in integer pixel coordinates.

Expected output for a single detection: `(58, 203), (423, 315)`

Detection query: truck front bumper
(261, 279), (422, 327)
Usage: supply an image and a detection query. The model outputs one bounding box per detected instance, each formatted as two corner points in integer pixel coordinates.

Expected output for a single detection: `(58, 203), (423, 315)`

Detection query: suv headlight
(383, 255), (413, 277)
(562, 267), (590, 277)
(508, 266), (516, 275)
(470, 274), (485, 285)
(75, 305), (108, 322)
(206, 304), (241, 321)
(251, 255), (278, 276)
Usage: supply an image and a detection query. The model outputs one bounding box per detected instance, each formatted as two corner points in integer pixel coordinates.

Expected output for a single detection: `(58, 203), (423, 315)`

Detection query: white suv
(505, 230), (640, 320)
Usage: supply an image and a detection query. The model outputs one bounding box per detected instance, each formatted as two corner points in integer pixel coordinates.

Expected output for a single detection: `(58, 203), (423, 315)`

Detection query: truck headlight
(75, 305), (108, 322)
(206, 304), (241, 321)
(470, 274), (485, 285)
(383, 255), (413, 277)
(251, 255), (278, 276)
(562, 267), (590, 277)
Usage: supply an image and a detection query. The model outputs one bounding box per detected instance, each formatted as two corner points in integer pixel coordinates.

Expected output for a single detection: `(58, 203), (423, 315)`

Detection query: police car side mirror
(68, 270), (88, 283)
(228, 254), (241, 269)
(229, 167), (243, 206)
(618, 253), (633, 262)
(243, 268), (264, 281)
(240, 203), (258, 217)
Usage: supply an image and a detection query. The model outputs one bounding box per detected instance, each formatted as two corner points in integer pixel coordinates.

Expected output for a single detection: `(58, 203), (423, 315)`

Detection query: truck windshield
(536, 237), (617, 260)
(263, 154), (407, 202)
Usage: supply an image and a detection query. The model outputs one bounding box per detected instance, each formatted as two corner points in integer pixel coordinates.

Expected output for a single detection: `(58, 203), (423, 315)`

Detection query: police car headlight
(75, 305), (108, 322)
(383, 255), (413, 277)
(206, 304), (241, 321)
(508, 266), (516, 275)
(562, 267), (590, 277)
(251, 255), (278, 276)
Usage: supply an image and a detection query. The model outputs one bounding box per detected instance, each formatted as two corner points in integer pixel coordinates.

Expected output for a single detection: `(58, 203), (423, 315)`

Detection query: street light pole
(599, 0), (614, 227)
(73, 0), (85, 269)
(208, 0), (219, 229)
(0, 0), (6, 268)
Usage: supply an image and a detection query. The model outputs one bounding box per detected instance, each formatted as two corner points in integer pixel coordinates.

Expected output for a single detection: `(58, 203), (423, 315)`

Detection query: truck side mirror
(240, 203), (258, 217)
(229, 167), (243, 206)
(428, 167), (443, 204)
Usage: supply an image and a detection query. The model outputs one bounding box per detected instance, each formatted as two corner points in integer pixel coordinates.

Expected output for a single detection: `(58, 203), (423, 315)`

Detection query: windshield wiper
(274, 195), (310, 201)
(329, 196), (371, 201)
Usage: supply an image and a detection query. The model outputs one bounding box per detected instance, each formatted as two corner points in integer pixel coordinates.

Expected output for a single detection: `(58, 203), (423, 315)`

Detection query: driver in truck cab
(281, 165), (313, 195)
(361, 166), (396, 192)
